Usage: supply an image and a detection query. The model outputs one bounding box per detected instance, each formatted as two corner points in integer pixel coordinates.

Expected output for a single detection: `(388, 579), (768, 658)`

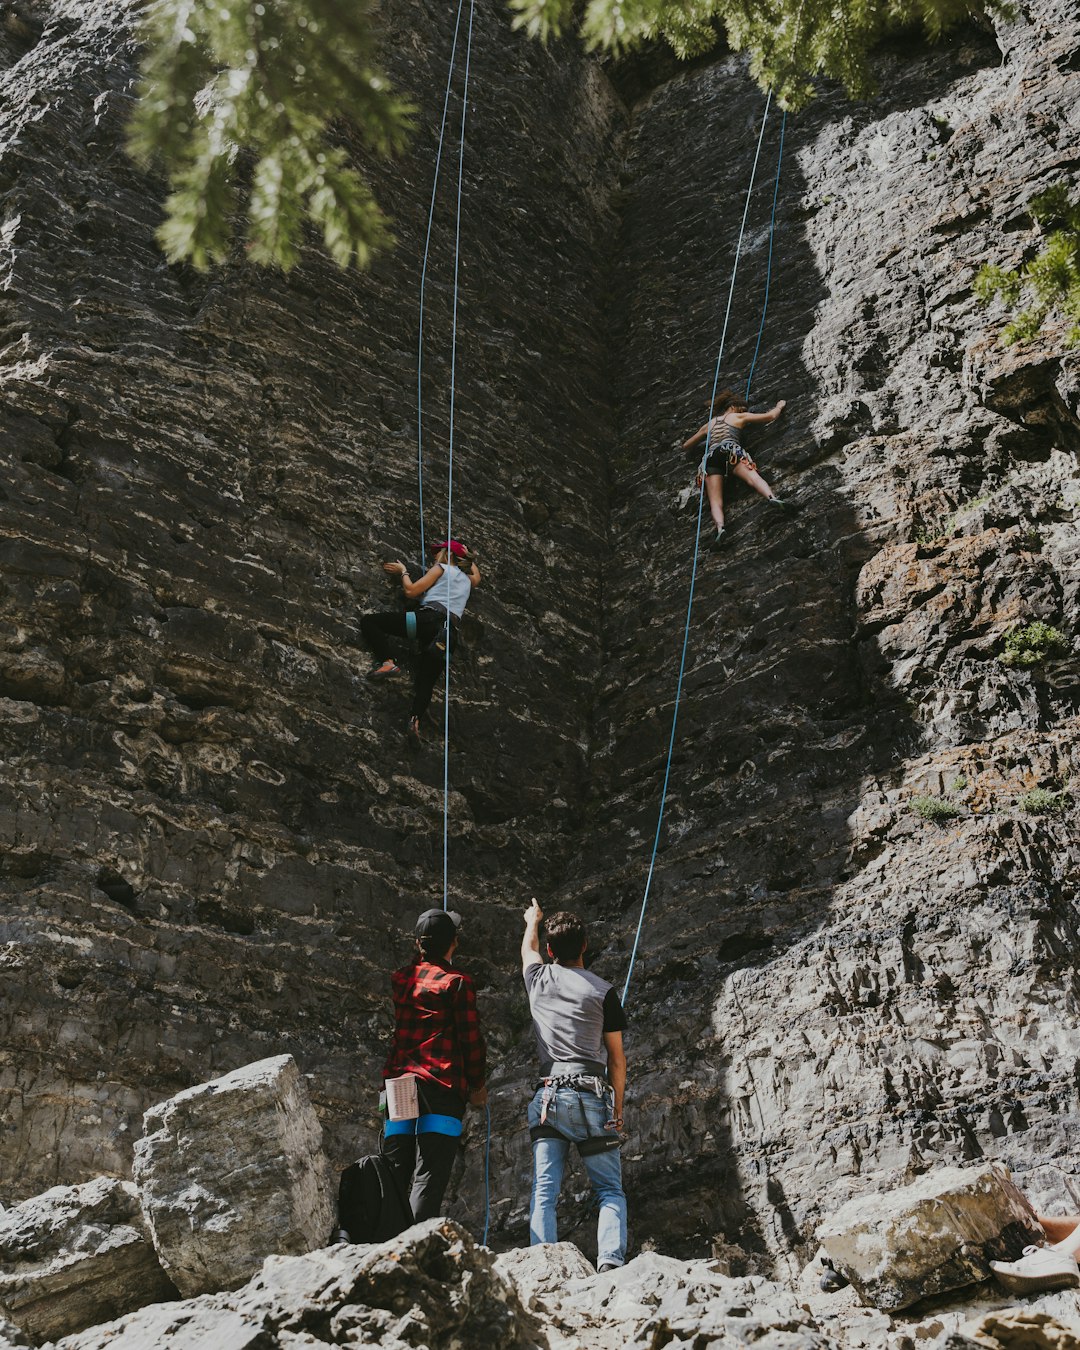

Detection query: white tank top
(423, 563), (473, 618)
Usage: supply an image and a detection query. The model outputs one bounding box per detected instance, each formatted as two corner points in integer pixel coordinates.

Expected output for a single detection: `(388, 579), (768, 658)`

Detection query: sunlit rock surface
(132, 1055), (334, 1296)
(0, 0), (1077, 1290)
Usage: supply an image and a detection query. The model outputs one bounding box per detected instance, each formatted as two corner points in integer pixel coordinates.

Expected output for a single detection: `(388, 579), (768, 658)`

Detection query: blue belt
(384, 1113), (463, 1138)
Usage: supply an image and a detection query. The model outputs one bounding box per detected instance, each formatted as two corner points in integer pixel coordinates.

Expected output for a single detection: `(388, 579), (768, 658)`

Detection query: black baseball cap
(414, 908), (462, 948)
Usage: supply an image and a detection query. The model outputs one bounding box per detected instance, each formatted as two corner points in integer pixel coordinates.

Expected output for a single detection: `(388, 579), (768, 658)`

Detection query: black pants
(360, 610), (458, 720)
(382, 1080), (465, 1222)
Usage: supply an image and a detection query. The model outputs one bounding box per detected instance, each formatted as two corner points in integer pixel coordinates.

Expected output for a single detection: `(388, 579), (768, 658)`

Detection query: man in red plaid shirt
(381, 908), (487, 1221)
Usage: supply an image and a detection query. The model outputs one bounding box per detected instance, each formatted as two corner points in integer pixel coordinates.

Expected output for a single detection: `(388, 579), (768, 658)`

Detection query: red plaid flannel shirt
(381, 958), (486, 1100)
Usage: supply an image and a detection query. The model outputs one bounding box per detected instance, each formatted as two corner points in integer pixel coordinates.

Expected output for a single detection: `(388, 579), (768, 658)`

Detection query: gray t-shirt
(523, 962), (627, 1076)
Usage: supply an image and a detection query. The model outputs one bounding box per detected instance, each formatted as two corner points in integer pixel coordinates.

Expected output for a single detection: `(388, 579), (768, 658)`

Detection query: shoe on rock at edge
(989, 1246), (1080, 1294)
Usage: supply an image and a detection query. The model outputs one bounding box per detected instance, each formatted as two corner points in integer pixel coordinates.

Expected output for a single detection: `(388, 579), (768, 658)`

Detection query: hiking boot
(768, 496), (801, 515)
(710, 528), (726, 552)
(989, 1246), (1080, 1294)
(369, 660), (401, 678)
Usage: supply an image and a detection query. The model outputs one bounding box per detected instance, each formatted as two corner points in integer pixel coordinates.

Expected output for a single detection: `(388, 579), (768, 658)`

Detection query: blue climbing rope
(622, 92), (779, 1003)
(417, 0), (467, 560)
(745, 109), (786, 402)
(482, 1099), (492, 1245)
(442, 0), (475, 915)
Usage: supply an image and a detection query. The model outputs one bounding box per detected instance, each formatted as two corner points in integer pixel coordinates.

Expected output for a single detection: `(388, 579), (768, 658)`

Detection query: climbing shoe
(710, 528), (727, 552)
(990, 1246), (1080, 1294)
(369, 660), (401, 678)
(597, 1263), (620, 1274)
(406, 716), (421, 743)
(768, 496), (802, 515)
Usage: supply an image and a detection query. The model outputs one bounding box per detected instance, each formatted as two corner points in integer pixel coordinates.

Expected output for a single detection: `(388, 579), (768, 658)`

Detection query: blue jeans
(527, 1085), (627, 1267)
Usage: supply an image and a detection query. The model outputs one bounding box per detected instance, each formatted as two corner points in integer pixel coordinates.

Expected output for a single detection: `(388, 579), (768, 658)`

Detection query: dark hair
(545, 910), (586, 964)
(417, 933), (453, 960)
(710, 388), (747, 414)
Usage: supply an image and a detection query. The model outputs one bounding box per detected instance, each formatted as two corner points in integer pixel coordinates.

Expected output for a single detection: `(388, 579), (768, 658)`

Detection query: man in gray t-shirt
(521, 899), (628, 1270)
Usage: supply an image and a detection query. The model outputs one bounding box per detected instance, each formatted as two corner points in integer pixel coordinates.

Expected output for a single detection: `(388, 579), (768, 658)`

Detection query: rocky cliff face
(0, 0), (1077, 1279)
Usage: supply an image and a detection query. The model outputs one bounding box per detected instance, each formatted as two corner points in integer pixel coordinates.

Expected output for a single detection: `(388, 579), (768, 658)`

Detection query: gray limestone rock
(495, 1241), (599, 1308)
(498, 1244), (838, 1349)
(0, 1314), (30, 1349)
(132, 1056), (334, 1298)
(817, 1164), (1044, 1311)
(51, 1219), (547, 1350)
(0, 1176), (174, 1344)
(937, 1308), (1080, 1349)
(0, 0), (1077, 1297)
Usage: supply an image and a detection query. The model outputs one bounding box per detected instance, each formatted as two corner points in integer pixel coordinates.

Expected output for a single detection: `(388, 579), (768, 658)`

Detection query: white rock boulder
(0, 1176), (173, 1344)
(132, 1055), (334, 1297)
(816, 1163), (1044, 1311)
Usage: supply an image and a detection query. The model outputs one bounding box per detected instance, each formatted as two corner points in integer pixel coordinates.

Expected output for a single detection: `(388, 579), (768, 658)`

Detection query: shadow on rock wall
(0, 0), (1077, 1279)
(540, 11), (1080, 1270)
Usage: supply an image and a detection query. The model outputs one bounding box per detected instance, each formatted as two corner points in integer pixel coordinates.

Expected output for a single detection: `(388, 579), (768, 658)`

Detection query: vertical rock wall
(0, 0), (1077, 1271)
(0, 0), (623, 1216)
(544, 0), (1079, 1263)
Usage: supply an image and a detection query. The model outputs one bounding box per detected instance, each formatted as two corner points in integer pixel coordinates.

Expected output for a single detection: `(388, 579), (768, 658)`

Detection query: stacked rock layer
(0, 0), (1077, 1268)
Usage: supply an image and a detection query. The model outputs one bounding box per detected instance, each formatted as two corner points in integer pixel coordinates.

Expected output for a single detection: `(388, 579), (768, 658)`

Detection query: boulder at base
(0, 1177), (174, 1344)
(50, 1220), (546, 1350)
(816, 1163), (1044, 1311)
(132, 1055), (334, 1297)
(939, 1307), (1080, 1349)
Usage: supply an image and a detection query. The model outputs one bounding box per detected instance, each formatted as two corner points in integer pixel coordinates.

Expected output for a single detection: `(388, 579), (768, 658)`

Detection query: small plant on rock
(975, 183), (1080, 346)
(1017, 788), (1072, 816)
(1000, 621), (1068, 668)
(911, 795), (961, 823)
(949, 775), (968, 793)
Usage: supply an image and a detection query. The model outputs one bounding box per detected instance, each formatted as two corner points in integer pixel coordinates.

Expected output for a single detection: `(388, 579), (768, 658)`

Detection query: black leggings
(382, 1080), (465, 1222)
(360, 609), (458, 720)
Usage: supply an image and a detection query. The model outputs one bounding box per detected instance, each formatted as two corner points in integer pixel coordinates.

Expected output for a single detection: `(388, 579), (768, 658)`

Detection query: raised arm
(728, 399), (786, 427)
(521, 898), (543, 973)
(383, 560), (444, 600)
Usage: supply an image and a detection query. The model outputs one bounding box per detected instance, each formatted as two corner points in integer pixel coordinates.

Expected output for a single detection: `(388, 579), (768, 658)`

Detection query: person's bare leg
(731, 461), (776, 501)
(1038, 1214), (1080, 1252)
(705, 474), (725, 531)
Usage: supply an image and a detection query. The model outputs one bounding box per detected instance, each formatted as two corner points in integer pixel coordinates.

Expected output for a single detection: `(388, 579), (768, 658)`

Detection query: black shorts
(704, 440), (755, 477)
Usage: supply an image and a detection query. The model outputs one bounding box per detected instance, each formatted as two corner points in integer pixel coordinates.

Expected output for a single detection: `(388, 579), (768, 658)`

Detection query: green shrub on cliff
(128, 0), (413, 270)
(131, 0), (1010, 270)
(976, 184), (1080, 346)
(999, 621), (1068, 668)
(911, 795), (961, 823)
(1017, 788), (1071, 816)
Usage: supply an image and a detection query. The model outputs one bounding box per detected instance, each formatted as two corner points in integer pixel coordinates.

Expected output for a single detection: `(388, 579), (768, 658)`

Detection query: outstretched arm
(521, 898), (543, 972)
(383, 560), (443, 600)
(730, 399), (786, 427)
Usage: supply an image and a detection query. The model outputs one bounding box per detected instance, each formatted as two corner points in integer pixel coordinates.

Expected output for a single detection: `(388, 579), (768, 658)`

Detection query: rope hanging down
(416, 0), (466, 561)
(621, 94), (785, 1003)
(412, 0), (489, 1246)
(440, 0), (476, 916)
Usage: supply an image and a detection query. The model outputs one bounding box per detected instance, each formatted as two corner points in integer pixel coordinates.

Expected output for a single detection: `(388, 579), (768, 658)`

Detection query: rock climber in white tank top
(360, 540), (481, 742)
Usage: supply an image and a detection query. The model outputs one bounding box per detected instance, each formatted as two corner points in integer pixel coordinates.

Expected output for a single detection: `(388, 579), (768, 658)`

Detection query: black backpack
(336, 1153), (412, 1244)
